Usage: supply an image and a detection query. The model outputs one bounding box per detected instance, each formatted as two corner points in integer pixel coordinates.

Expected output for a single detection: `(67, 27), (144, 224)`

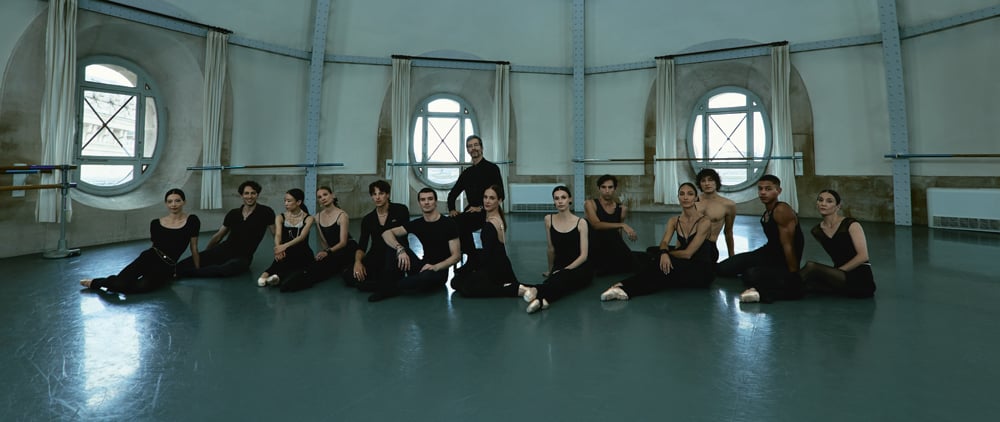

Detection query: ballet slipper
(600, 286), (629, 301)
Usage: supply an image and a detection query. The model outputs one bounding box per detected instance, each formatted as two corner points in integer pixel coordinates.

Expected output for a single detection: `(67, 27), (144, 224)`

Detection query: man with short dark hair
(177, 181), (275, 277)
(584, 174), (638, 275)
(447, 135), (503, 269)
(717, 175), (804, 303)
(370, 188), (461, 302)
(344, 180), (410, 291)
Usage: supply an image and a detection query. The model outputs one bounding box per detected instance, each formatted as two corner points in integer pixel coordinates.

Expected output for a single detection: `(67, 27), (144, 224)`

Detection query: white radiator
(509, 183), (558, 212)
(926, 188), (1000, 233)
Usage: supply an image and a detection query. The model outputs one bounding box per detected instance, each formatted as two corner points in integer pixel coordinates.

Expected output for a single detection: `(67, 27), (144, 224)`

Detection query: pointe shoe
(265, 274), (280, 286)
(600, 286), (629, 302)
(522, 287), (537, 303)
(739, 289), (760, 303)
(517, 284), (528, 298)
(526, 298), (550, 314)
(257, 276), (268, 287)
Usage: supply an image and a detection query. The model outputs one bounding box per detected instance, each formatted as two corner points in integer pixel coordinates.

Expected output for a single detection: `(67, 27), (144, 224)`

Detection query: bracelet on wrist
(659, 249), (670, 255)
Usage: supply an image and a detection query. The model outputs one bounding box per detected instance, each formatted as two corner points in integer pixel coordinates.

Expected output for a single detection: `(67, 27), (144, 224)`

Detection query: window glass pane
(84, 64), (137, 87)
(79, 164), (134, 187)
(426, 117), (460, 162)
(692, 116), (703, 158)
(718, 168), (747, 187)
(427, 98), (459, 113)
(413, 117), (424, 159)
(753, 112), (766, 158)
(427, 167), (459, 185)
(81, 90), (136, 157)
(708, 92), (746, 109)
(143, 98), (157, 158)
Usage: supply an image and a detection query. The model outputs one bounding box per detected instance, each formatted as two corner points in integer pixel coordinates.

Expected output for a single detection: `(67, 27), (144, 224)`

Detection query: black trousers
(525, 266), (592, 303)
(374, 249), (449, 294)
(717, 248), (802, 302)
(618, 256), (715, 298)
(89, 248), (173, 294)
(451, 271), (518, 298)
(281, 242), (357, 293)
(176, 246), (249, 278)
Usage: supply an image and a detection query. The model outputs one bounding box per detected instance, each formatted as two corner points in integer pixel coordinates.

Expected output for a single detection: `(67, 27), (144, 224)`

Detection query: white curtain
(492, 63), (511, 209)
(37, 0), (77, 223)
(390, 58), (411, 206)
(200, 30), (229, 210)
(654, 58), (680, 205)
(770, 45), (798, 211)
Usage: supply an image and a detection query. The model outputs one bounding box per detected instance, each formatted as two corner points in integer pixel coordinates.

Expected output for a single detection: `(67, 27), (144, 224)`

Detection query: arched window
(687, 87), (771, 192)
(411, 95), (477, 189)
(75, 56), (163, 194)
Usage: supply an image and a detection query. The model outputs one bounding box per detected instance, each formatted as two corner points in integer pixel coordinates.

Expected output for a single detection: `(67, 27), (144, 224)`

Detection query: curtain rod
(656, 41), (788, 60)
(392, 54), (509, 66)
(100, 0), (233, 34)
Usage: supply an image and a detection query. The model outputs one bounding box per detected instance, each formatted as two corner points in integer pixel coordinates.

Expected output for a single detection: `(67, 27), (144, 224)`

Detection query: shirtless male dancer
(693, 169), (736, 260)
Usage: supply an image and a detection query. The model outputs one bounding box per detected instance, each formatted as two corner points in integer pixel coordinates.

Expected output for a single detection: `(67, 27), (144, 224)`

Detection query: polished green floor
(2, 213), (999, 421)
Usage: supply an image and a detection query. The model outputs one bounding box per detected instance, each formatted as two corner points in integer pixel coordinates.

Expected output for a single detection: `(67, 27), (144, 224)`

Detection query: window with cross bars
(75, 56), (162, 194)
(411, 95), (478, 189)
(687, 86), (772, 192)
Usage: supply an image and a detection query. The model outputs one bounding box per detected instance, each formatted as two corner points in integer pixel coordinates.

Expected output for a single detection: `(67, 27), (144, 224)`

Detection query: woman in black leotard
(280, 186), (358, 292)
(80, 188), (201, 294)
(450, 185), (521, 297)
(601, 183), (717, 301)
(520, 186), (592, 313)
(257, 188), (315, 287)
(800, 189), (876, 298)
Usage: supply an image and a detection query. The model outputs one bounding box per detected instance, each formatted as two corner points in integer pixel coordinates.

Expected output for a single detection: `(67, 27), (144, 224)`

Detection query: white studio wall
(319, 62), (389, 174)
(156, 0), (314, 50)
(585, 0), (880, 66)
(511, 72), (573, 175)
(584, 69), (653, 176)
(794, 45), (891, 176)
(903, 19), (1000, 177)
(228, 46), (310, 174)
(0, 1), (46, 87)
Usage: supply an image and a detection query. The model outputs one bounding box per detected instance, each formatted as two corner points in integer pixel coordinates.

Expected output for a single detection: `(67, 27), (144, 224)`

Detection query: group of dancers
(80, 135), (876, 312)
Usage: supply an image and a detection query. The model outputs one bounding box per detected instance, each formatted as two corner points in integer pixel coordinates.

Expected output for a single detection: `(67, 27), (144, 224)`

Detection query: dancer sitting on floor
(257, 188), (315, 288)
(800, 189), (876, 298)
(279, 186), (358, 293)
(450, 184), (521, 298)
(601, 182), (717, 301)
(369, 188), (461, 302)
(584, 174), (640, 276)
(520, 186), (592, 314)
(81, 188), (200, 294)
(716, 175), (804, 303)
(345, 180), (410, 291)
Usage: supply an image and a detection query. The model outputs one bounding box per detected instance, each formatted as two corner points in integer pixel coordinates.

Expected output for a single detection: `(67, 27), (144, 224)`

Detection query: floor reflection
(80, 296), (141, 410)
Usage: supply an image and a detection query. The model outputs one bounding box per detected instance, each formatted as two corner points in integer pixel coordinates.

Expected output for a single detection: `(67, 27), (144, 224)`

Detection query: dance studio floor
(2, 212), (998, 421)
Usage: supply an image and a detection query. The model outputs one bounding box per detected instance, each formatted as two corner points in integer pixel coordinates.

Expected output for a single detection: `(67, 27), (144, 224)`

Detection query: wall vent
(509, 183), (557, 213)
(927, 188), (1000, 234)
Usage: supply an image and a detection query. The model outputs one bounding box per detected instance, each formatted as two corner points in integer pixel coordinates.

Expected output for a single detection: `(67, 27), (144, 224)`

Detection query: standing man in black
(447, 135), (503, 270)
(177, 180), (275, 277)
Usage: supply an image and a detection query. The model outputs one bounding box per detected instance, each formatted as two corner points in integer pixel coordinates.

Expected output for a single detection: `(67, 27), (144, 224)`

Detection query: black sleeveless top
(480, 220), (517, 282)
(591, 199), (623, 243)
(676, 215), (717, 264)
(319, 212), (353, 249)
(760, 203), (804, 265)
(551, 216), (587, 271)
(811, 217), (868, 268)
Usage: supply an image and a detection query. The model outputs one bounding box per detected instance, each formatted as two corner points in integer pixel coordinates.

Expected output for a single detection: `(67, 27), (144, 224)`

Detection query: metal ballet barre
(572, 156), (800, 163)
(2, 164), (81, 259)
(883, 153), (1000, 159)
(187, 162), (345, 170)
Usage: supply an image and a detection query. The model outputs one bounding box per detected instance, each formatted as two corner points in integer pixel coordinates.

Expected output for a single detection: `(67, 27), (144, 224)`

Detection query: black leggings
(281, 243), (357, 293)
(618, 257), (715, 298)
(801, 261), (876, 298)
(717, 248), (802, 302)
(525, 266), (592, 303)
(176, 247), (249, 278)
(89, 248), (174, 294)
(451, 271), (519, 297)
